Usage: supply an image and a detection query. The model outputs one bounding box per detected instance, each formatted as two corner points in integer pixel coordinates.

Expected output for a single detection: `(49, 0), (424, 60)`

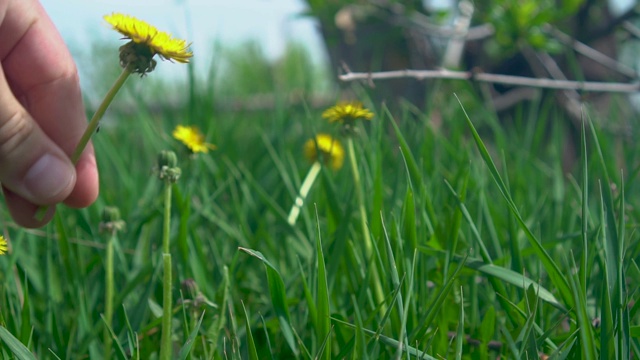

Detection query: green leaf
(99, 315), (129, 360)
(0, 326), (36, 360)
(241, 303), (259, 360)
(411, 254), (467, 341)
(239, 247), (298, 355)
(456, 95), (572, 308)
(479, 306), (496, 344)
(454, 287), (464, 360)
(387, 110), (435, 232)
(122, 305), (139, 360)
(332, 318), (438, 360)
(315, 209), (331, 360)
(514, 286), (539, 357)
(461, 258), (565, 311)
(18, 275), (31, 347)
(298, 259), (317, 330)
(568, 254), (596, 360)
(402, 187), (418, 253)
(178, 311), (204, 360)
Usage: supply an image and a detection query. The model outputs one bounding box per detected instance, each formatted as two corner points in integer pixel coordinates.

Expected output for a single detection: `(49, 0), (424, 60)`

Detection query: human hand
(0, 0), (98, 228)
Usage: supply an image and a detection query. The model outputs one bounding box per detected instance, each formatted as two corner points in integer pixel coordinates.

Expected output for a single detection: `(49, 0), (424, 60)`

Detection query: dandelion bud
(102, 206), (121, 223)
(181, 278), (199, 299)
(99, 206), (126, 234)
(157, 150), (181, 183)
(158, 150), (178, 169)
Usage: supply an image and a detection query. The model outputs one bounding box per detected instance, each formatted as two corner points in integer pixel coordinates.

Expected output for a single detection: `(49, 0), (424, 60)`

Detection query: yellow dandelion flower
(303, 134), (345, 171)
(104, 13), (192, 74)
(104, 13), (192, 63)
(173, 125), (216, 154)
(322, 101), (374, 124)
(0, 235), (7, 255)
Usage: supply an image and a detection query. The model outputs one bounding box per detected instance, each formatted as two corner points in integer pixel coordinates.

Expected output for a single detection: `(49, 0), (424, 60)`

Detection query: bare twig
(544, 25), (637, 79)
(523, 47), (582, 121)
(338, 68), (640, 93)
(623, 21), (640, 39)
(491, 88), (538, 112)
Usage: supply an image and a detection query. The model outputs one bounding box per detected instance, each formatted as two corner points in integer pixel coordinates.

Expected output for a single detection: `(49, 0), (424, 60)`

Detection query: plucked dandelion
(288, 134), (344, 225)
(104, 13), (193, 74)
(173, 125), (217, 154)
(36, 14), (193, 220)
(303, 133), (345, 171)
(0, 235), (7, 255)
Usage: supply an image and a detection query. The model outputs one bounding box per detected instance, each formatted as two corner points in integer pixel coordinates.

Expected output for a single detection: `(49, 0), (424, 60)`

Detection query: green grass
(1, 41), (639, 359)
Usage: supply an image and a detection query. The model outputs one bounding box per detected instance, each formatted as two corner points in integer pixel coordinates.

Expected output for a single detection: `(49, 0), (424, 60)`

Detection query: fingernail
(24, 154), (75, 202)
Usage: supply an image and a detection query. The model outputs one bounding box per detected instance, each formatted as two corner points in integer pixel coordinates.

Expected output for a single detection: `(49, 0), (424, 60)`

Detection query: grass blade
(411, 254), (467, 341)
(241, 302), (259, 360)
(0, 326), (36, 360)
(387, 111), (435, 232)
(454, 287), (464, 360)
(314, 206), (331, 360)
(239, 247), (298, 355)
(332, 318), (438, 360)
(459, 258), (565, 311)
(178, 311), (205, 360)
(568, 253), (596, 360)
(99, 314), (128, 360)
(456, 94), (572, 307)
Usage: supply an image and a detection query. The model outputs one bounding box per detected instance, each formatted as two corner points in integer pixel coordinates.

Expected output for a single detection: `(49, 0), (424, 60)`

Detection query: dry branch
(338, 68), (640, 93)
(544, 25), (637, 79)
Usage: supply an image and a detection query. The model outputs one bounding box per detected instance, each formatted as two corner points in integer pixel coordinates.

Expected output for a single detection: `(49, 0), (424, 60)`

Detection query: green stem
(71, 66), (132, 163)
(104, 235), (115, 360)
(35, 66), (133, 221)
(160, 253), (172, 359)
(287, 161), (322, 225)
(162, 182), (172, 255)
(160, 181), (173, 360)
(346, 137), (385, 312)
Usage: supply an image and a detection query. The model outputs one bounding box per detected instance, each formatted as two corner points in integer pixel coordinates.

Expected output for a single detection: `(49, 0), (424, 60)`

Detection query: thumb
(0, 67), (76, 205)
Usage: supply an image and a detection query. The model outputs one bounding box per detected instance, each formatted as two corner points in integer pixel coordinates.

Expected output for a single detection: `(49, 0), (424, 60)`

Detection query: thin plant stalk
(71, 66), (133, 163)
(35, 66), (133, 220)
(346, 137), (385, 312)
(160, 180), (173, 360)
(104, 234), (115, 360)
(287, 161), (322, 225)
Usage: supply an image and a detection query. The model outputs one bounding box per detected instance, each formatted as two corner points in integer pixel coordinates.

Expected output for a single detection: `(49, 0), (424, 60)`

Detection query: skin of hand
(0, 0), (99, 228)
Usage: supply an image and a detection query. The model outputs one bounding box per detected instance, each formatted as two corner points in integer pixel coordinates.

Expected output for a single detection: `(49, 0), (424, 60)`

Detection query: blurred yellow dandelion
(322, 101), (374, 124)
(0, 235), (7, 255)
(303, 133), (344, 171)
(173, 125), (216, 154)
(104, 13), (193, 63)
